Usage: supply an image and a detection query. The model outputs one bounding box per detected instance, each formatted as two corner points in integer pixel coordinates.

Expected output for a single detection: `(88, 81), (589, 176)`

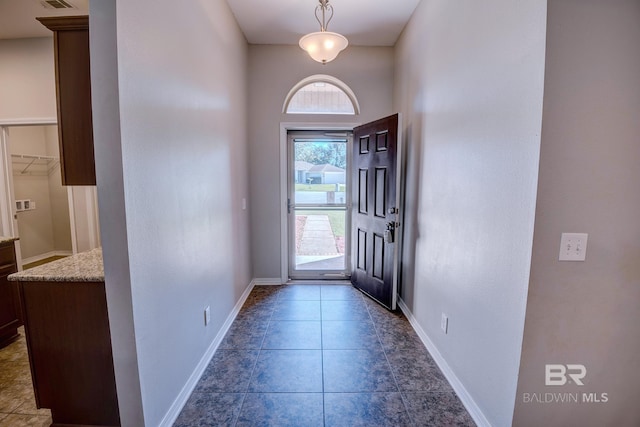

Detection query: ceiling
(0, 0), (420, 46)
(226, 0), (421, 46)
(0, 0), (88, 39)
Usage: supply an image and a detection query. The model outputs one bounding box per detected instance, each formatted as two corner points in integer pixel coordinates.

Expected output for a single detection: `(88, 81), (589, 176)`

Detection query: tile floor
(0, 328), (52, 427)
(174, 284), (475, 427)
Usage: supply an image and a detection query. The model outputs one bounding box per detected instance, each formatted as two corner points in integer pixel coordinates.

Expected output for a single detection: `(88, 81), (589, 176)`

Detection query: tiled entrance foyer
(174, 285), (475, 426)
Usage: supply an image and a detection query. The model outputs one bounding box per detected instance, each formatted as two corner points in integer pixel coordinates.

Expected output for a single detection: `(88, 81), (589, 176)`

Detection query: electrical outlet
(559, 233), (588, 261)
(204, 306), (211, 326)
(441, 313), (448, 334)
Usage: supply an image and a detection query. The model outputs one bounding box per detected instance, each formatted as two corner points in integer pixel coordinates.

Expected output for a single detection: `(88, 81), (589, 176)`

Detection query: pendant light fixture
(299, 0), (348, 65)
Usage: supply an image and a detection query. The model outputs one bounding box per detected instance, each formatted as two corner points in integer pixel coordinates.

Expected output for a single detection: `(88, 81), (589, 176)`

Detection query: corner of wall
(90, 1), (145, 425)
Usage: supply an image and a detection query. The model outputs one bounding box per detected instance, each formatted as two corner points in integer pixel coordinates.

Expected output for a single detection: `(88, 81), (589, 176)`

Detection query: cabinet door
(0, 271), (19, 326)
(21, 281), (119, 426)
(0, 244), (19, 346)
(37, 16), (96, 186)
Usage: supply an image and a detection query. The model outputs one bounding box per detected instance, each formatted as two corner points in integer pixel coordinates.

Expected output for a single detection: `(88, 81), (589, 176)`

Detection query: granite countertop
(0, 236), (19, 245)
(8, 248), (104, 282)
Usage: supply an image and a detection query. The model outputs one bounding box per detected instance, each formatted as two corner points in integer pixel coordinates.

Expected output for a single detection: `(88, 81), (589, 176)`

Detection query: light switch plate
(559, 233), (588, 261)
(441, 313), (448, 334)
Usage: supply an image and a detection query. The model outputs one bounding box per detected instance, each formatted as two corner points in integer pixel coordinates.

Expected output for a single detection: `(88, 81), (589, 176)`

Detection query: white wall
(0, 38), (56, 122)
(7, 125), (71, 260)
(90, 0), (251, 425)
(68, 186), (100, 253)
(393, 1), (547, 425)
(9, 126), (55, 259)
(248, 45), (394, 278)
(514, 1), (640, 426)
(44, 126), (72, 252)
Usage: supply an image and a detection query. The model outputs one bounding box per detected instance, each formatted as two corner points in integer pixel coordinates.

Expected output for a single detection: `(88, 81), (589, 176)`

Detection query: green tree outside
(295, 142), (346, 169)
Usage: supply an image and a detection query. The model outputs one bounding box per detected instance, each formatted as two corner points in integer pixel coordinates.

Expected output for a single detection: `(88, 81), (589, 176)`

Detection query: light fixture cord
(315, 0), (334, 32)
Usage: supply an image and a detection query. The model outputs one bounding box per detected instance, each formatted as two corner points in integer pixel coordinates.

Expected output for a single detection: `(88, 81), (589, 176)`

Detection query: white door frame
(0, 119), (100, 268)
(0, 119), (58, 269)
(279, 121), (360, 284)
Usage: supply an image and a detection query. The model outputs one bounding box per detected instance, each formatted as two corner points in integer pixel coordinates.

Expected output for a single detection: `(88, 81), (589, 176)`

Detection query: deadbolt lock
(384, 221), (395, 244)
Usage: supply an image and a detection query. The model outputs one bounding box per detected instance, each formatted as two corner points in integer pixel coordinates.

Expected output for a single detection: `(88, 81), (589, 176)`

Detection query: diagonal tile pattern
(174, 285), (476, 426)
(0, 328), (51, 427)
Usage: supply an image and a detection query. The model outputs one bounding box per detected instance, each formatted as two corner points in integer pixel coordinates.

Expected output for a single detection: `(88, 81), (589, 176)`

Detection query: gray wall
(248, 45), (394, 279)
(393, 0), (547, 425)
(514, 1), (640, 426)
(90, 0), (251, 425)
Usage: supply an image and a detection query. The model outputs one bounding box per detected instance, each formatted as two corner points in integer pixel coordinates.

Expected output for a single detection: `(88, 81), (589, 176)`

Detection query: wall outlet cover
(559, 233), (588, 261)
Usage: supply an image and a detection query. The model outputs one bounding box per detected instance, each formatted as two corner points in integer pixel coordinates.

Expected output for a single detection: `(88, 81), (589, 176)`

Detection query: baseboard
(250, 277), (283, 286)
(397, 298), (492, 427)
(158, 280), (256, 427)
(21, 250), (73, 266)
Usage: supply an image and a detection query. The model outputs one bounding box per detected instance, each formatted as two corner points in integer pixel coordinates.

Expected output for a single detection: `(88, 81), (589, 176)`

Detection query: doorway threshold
(286, 279), (352, 286)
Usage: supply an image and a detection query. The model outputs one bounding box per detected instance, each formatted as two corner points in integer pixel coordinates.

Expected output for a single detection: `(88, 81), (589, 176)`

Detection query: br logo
(545, 364), (586, 386)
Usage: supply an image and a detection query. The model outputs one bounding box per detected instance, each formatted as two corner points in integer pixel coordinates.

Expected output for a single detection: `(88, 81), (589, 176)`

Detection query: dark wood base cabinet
(0, 241), (20, 348)
(19, 280), (120, 427)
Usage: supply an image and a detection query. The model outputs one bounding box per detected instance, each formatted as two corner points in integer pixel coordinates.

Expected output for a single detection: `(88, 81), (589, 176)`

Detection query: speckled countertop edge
(8, 248), (104, 282)
(0, 236), (19, 245)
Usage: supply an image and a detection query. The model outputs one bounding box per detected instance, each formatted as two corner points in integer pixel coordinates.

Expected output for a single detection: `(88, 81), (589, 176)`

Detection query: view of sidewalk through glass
(292, 138), (347, 272)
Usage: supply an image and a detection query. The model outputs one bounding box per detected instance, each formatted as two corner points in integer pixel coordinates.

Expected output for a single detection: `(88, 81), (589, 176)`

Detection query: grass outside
(296, 210), (345, 237)
(295, 183), (346, 192)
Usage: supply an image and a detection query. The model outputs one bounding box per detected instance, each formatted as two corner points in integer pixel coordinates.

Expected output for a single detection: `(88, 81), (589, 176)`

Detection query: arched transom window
(283, 74), (360, 115)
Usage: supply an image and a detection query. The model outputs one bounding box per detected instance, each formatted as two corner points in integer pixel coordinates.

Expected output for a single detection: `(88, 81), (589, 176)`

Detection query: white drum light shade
(299, 31), (349, 64)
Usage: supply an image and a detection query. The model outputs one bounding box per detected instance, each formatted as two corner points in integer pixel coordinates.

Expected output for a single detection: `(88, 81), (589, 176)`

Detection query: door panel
(374, 167), (387, 218)
(351, 114), (400, 309)
(358, 169), (368, 214)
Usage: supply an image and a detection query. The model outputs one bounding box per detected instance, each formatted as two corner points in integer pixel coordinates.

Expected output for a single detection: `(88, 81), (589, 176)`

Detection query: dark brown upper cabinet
(37, 15), (96, 186)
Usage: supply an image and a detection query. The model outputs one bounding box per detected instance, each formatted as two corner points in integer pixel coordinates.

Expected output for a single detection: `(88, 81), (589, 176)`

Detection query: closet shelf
(11, 153), (60, 176)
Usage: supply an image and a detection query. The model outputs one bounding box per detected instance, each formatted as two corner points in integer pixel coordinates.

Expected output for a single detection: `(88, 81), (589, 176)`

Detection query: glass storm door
(288, 132), (351, 279)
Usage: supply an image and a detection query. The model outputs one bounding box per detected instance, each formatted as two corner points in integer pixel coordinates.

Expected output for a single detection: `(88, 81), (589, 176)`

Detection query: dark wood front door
(351, 114), (401, 310)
